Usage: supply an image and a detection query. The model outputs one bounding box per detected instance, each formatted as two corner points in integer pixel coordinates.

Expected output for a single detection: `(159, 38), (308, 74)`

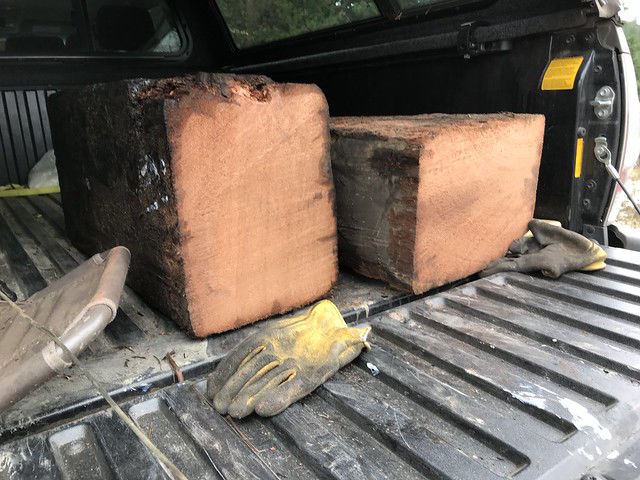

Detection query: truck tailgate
(1, 195), (640, 479)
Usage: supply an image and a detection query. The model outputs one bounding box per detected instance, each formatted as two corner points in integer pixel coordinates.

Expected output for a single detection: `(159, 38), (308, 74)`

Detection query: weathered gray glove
(0, 280), (17, 302)
(481, 220), (607, 278)
(207, 300), (371, 419)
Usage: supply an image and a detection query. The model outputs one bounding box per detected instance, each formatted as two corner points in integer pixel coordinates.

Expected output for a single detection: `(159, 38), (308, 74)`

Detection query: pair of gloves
(208, 220), (605, 419)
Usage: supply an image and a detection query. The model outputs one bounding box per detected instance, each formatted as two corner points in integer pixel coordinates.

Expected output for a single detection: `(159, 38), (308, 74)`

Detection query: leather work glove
(207, 300), (371, 419)
(481, 219), (607, 279)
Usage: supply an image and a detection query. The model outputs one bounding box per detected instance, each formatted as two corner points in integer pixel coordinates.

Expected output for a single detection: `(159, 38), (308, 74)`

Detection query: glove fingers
(213, 349), (279, 415)
(512, 251), (562, 278)
(250, 326), (367, 418)
(479, 258), (520, 278)
(254, 376), (311, 417)
(524, 245), (606, 278)
(529, 219), (592, 250)
(228, 366), (297, 419)
(528, 219), (565, 246)
(207, 339), (267, 400)
(509, 237), (541, 255)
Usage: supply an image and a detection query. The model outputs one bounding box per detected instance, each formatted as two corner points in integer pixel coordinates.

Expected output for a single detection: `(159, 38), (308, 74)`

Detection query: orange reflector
(574, 137), (584, 178)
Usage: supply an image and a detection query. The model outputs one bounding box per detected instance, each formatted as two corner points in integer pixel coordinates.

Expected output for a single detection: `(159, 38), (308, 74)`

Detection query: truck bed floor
(2, 195), (640, 479)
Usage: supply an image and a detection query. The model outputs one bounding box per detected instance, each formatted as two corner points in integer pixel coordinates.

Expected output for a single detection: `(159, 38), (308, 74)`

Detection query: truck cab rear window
(0, 0), (80, 54)
(0, 0), (183, 56)
(215, 0), (380, 49)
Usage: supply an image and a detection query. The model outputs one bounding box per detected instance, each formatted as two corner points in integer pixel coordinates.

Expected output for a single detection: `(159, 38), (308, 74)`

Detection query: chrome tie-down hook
(594, 137), (640, 217)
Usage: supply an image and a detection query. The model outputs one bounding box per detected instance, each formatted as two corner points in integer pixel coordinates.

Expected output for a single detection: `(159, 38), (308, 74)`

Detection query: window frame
(212, 0), (491, 52)
(397, 0), (488, 16)
(0, 0), (192, 61)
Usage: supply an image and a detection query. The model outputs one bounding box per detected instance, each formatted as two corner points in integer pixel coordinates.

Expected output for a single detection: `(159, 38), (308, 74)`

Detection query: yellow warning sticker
(541, 56), (584, 91)
(574, 137), (584, 178)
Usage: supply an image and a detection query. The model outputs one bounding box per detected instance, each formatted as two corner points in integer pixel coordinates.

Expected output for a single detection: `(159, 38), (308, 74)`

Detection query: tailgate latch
(591, 86), (615, 119)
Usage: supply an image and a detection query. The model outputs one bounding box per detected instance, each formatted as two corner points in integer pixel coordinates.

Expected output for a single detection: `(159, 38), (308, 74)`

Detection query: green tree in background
(624, 22), (640, 94)
(216, 0), (379, 48)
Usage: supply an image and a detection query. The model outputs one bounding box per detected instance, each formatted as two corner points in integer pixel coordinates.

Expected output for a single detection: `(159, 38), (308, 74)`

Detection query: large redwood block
(48, 74), (338, 336)
(330, 113), (545, 293)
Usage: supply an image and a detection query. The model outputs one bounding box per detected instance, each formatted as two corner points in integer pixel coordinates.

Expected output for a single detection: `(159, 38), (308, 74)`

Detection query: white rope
(0, 290), (188, 480)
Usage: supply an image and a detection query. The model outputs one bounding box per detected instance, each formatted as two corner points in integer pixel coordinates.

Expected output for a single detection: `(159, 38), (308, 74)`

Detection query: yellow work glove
(207, 300), (371, 419)
(481, 219), (607, 278)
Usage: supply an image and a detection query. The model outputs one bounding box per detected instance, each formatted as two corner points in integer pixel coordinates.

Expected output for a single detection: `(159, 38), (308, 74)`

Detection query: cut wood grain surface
(331, 113), (545, 293)
(48, 74), (338, 336)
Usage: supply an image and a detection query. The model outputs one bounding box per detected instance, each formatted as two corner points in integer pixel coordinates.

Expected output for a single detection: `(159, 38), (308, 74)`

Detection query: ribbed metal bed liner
(1, 195), (640, 479)
(0, 194), (434, 439)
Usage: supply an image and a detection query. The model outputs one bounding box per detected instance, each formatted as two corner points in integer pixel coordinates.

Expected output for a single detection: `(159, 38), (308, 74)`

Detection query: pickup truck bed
(1, 194), (640, 480)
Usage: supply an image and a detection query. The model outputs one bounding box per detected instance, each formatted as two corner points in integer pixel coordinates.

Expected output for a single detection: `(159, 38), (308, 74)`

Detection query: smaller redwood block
(330, 113), (545, 293)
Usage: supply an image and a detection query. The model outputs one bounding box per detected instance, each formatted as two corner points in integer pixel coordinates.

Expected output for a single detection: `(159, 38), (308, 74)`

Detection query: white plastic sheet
(28, 149), (59, 189)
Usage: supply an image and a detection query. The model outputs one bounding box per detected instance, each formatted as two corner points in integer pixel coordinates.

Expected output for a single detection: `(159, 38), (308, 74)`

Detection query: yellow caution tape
(0, 184), (60, 198)
(541, 57), (584, 91)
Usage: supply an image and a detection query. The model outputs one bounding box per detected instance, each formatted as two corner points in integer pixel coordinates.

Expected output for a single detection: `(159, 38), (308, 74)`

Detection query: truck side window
(215, 0), (380, 49)
(86, 0), (183, 54)
(0, 0), (83, 54)
(0, 0), (184, 56)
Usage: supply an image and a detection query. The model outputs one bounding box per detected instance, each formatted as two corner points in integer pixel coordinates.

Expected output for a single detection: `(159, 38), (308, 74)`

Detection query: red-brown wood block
(48, 74), (338, 336)
(330, 113), (545, 293)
